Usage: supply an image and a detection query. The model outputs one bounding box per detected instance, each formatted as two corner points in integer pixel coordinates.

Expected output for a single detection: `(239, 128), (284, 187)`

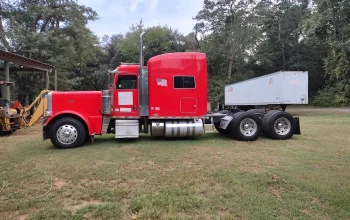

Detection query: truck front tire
(50, 117), (86, 149)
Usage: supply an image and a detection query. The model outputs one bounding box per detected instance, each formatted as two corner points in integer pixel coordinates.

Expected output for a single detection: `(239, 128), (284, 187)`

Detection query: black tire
(262, 111), (295, 140)
(213, 110), (233, 133)
(214, 122), (226, 133)
(228, 112), (262, 141)
(50, 117), (86, 149)
(262, 111), (276, 138)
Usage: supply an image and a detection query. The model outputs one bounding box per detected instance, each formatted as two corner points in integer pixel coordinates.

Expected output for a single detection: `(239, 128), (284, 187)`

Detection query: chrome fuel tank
(151, 119), (204, 137)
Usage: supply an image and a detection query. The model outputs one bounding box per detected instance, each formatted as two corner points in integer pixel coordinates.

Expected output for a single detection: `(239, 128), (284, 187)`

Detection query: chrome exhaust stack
(139, 31), (145, 67)
(138, 32), (149, 117)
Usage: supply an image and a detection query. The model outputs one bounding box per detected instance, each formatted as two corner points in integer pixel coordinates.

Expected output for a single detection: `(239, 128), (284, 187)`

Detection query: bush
(311, 83), (350, 107)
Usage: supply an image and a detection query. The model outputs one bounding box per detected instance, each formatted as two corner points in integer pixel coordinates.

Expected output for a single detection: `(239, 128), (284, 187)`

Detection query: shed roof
(0, 49), (55, 72)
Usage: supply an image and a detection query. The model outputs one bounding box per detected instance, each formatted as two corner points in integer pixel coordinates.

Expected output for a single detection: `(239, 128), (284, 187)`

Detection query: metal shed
(0, 49), (56, 101)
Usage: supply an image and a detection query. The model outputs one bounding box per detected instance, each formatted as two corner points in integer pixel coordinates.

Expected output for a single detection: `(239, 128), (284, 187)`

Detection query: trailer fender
(44, 111), (94, 136)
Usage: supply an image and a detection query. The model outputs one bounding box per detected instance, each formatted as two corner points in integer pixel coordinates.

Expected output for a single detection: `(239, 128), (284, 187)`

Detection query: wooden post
(54, 69), (57, 91)
(45, 71), (49, 89)
(4, 61), (10, 100)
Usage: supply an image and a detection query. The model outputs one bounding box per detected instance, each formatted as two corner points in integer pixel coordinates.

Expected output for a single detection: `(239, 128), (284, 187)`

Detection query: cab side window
(174, 76), (195, 89)
(116, 75), (137, 89)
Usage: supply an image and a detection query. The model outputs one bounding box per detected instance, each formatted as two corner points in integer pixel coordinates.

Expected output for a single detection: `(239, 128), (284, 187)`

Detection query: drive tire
(262, 111), (295, 140)
(214, 122), (226, 133)
(229, 112), (261, 141)
(50, 117), (86, 149)
(213, 110), (232, 134)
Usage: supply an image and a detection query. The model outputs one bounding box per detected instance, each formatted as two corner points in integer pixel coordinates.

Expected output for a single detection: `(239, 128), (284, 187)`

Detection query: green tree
(304, 0), (350, 105)
(0, 0), (99, 102)
(119, 22), (188, 65)
(195, 0), (260, 80)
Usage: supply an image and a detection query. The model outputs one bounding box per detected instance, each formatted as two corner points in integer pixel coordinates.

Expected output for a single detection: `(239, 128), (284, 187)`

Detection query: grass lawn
(0, 109), (349, 219)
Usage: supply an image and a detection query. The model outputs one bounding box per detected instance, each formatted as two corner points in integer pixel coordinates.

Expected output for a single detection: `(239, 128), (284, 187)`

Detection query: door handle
(133, 105), (136, 110)
(194, 105), (197, 108)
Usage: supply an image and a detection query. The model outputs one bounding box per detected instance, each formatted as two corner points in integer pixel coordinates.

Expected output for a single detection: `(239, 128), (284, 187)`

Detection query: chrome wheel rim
(274, 117), (291, 135)
(239, 118), (258, 137)
(57, 124), (78, 145)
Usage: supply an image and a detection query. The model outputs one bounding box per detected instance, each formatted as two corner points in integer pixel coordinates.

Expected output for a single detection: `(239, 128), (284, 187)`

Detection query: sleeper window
(174, 76), (195, 88)
(116, 75), (137, 89)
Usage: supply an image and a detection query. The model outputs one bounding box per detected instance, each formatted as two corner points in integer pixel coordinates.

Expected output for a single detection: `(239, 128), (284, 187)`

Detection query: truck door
(114, 74), (139, 117)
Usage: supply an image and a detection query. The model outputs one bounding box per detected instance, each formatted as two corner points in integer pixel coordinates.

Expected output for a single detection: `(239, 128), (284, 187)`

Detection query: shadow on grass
(43, 130), (300, 151)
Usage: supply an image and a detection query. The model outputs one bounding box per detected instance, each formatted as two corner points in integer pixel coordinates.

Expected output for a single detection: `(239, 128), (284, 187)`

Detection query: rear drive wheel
(262, 111), (295, 140)
(213, 110), (234, 134)
(229, 112), (261, 141)
(214, 122), (226, 133)
(50, 117), (86, 149)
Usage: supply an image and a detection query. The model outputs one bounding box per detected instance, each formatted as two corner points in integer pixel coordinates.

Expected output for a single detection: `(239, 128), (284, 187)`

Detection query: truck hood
(51, 91), (102, 116)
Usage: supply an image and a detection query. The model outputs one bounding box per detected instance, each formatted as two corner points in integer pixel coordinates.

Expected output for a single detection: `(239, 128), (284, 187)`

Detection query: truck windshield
(116, 75), (137, 89)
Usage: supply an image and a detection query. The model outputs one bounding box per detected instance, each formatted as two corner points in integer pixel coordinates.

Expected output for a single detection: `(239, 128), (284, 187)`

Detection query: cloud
(129, 0), (159, 13)
(149, 0), (159, 11)
(85, 0), (203, 37)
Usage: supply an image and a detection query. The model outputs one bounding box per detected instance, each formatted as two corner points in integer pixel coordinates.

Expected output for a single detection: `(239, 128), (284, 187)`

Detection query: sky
(78, 0), (204, 37)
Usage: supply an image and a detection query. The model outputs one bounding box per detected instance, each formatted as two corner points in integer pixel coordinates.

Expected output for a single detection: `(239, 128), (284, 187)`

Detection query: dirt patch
(310, 197), (329, 208)
(265, 160), (279, 167)
(54, 178), (66, 190)
(93, 160), (114, 166)
(312, 164), (323, 169)
(18, 214), (29, 220)
(116, 178), (146, 188)
(184, 158), (194, 166)
(80, 179), (104, 185)
(272, 174), (280, 181)
(212, 153), (223, 158)
(301, 209), (312, 216)
(67, 200), (104, 211)
(269, 186), (282, 200)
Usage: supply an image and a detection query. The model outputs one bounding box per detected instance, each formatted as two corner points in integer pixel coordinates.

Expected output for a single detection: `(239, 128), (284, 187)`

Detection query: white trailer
(225, 71), (308, 106)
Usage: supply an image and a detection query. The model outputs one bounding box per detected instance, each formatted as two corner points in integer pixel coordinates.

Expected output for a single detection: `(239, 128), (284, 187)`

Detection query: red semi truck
(43, 33), (301, 148)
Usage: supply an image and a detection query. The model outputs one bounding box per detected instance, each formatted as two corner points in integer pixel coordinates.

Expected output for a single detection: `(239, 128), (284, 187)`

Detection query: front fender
(45, 111), (94, 135)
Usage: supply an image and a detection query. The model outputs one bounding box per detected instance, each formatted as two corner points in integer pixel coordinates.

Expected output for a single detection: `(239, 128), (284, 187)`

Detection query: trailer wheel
(262, 111), (295, 140)
(50, 117), (86, 149)
(229, 112), (261, 141)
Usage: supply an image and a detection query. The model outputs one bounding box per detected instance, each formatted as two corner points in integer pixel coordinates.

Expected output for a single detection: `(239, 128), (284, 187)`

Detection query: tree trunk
(228, 52), (234, 79)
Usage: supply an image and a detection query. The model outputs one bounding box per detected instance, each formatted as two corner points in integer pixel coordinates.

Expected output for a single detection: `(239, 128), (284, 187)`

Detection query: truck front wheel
(50, 117), (86, 149)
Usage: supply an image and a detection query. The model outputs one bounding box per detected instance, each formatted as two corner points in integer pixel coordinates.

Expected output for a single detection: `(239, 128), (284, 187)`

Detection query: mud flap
(219, 115), (234, 130)
(294, 117), (301, 135)
(43, 125), (50, 140)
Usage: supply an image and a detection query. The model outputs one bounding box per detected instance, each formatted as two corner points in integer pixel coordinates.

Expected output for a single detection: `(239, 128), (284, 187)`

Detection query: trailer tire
(229, 112), (261, 141)
(262, 111), (295, 140)
(50, 117), (86, 149)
